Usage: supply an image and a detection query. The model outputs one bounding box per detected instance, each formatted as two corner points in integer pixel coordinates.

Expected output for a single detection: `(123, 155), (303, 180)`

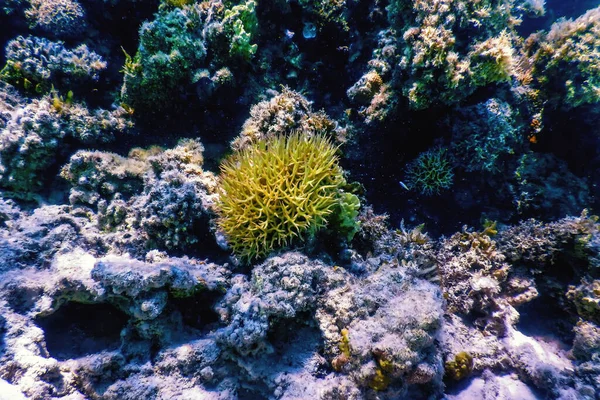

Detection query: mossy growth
(216, 132), (346, 262)
(339, 328), (351, 357)
(332, 327), (352, 371)
(170, 282), (208, 299)
(51, 88), (74, 114)
(161, 0), (194, 8)
(329, 192), (361, 242)
(368, 368), (391, 391)
(445, 351), (474, 380)
(1, 60), (49, 94)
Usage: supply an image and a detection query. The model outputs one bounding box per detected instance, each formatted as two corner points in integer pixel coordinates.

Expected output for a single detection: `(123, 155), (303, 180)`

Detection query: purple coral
(25, 0), (86, 37)
(3, 35), (106, 92)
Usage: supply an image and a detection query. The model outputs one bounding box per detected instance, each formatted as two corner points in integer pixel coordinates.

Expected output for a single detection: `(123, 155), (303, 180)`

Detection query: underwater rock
(62, 139), (219, 254)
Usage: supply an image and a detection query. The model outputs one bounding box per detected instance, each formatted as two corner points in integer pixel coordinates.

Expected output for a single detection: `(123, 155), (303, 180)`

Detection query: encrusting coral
(24, 0), (86, 38)
(1, 35), (106, 94)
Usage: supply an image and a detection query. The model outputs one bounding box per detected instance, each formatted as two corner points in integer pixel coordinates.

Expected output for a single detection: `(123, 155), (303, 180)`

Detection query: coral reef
(61, 139), (218, 254)
(0, 0), (600, 398)
(0, 199), (599, 398)
(383, 0), (521, 109)
(119, 0), (257, 114)
(232, 87), (344, 151)
(449, 98), (525, 173)
(509, 152), (590, 218)
(437, 224), (511, 324)
(25, 0), (86, 38)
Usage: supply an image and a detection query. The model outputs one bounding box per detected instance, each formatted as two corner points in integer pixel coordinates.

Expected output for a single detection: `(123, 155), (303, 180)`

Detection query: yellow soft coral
(216, 132), (345, 262)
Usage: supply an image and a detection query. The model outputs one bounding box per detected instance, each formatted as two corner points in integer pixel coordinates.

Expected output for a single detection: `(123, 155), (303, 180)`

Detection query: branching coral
(216, 132), (345, 262)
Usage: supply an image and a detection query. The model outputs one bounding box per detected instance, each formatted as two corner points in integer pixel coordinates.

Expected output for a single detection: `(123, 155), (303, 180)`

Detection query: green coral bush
(120, 6), (206, 111)
(524, 6), (600, 108)
(223, 0), (258, 60)
(330, 192), (361, 242)
(216, 132), (346, 262)
(120, 0), (258, 113)
(385, 0), (520, 109)
(404, 147), (454, 196)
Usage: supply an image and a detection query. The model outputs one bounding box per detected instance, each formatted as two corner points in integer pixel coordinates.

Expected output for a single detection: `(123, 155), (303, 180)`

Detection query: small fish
(399, 181), (410, 191)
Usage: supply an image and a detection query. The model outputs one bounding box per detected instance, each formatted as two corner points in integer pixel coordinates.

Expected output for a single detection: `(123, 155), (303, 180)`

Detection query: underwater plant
(216, 132), (346, 262)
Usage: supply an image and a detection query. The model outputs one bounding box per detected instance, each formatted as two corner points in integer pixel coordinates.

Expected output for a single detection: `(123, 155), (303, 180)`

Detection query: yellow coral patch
(216, 132), (344, 262)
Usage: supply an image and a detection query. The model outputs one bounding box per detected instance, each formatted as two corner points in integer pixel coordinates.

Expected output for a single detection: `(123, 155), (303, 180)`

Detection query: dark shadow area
(108, 105), (245, 177)
(144, 213), (232, 264)
(0, 11), (28, 68)
(238, 388), (269, 400)
(0, 314), (6, 353)
(444, 374), (477, 396)
(516, 294), (575, 346)
(343, 104), (485, 237)
(78, 0), (160, 108)
(514, 250), (581, 343)
(267, 312), (320, 356)
(517, 0), (600, 37)
(535, 106), (600, 212)
(36, 302), (128, 360)
(169, 290), (221, 334)
(546, 0), (600, 20)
